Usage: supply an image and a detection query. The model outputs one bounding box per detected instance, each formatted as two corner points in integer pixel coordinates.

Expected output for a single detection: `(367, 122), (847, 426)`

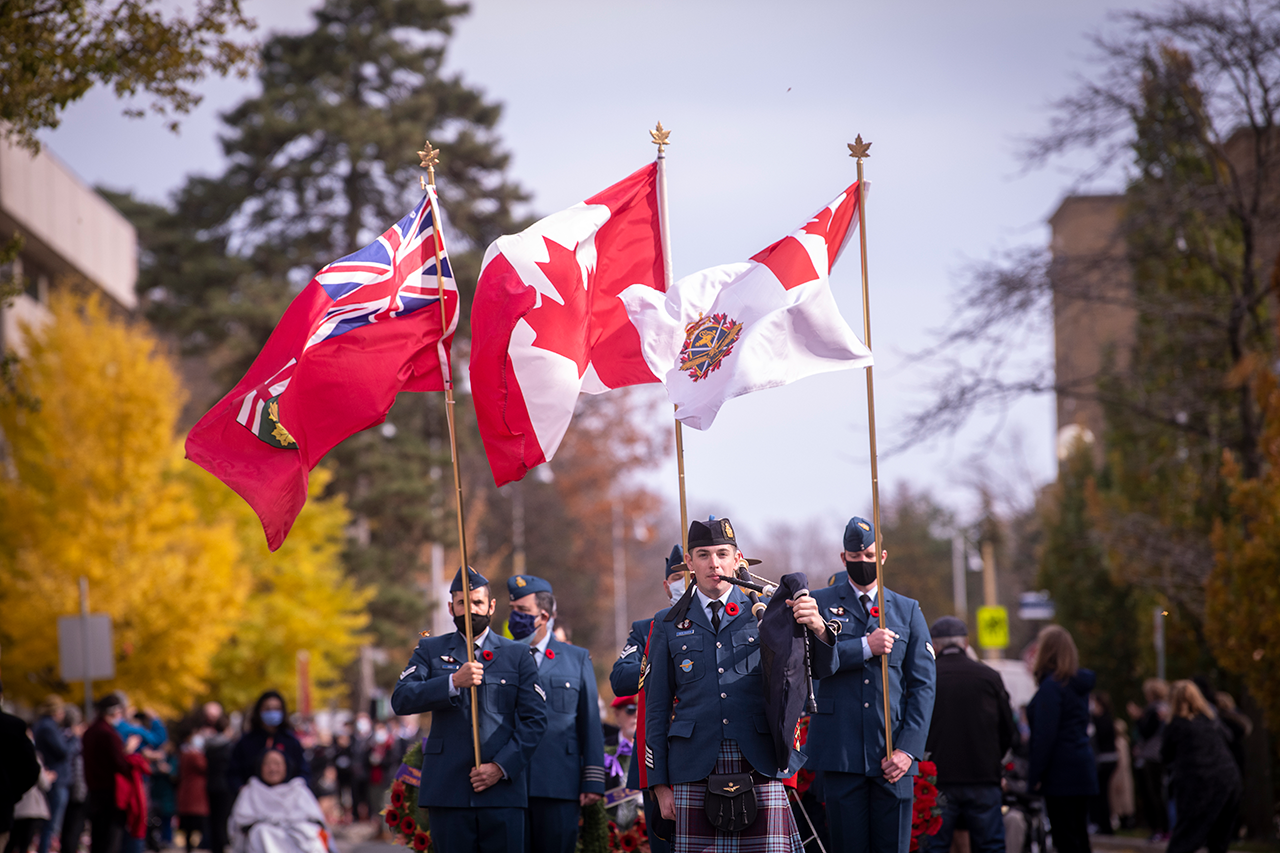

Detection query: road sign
(1018, 591), (1056, 621)
(976, 605), (1009, 649)
(58, 615), (115, 682)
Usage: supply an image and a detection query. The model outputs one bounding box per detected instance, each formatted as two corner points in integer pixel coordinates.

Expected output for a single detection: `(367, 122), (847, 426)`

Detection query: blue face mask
(261, 709), (284, 728)
(508, 610), (539, 641)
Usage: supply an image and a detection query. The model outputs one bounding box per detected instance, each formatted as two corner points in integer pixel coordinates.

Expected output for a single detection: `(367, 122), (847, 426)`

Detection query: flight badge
(677, 619), (692, 630)
(830, 606), (846, 617)
(680, 659), (693, 673)
(441, 655), (458, 664)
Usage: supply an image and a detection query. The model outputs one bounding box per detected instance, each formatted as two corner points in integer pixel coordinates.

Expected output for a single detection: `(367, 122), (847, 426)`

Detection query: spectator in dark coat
(33, 696), (72, 853)
(201, 704), (234, 853)
(0, 681), (42, 853)
(1162, 681), (1242, 853)
(923, 617), (1017, 853)
(59, 706), (90, 853)
(1088, 692), (1118, 835)
(1126, 678), (1169, 839)
(83, 694), (137, 853)
(1027, 625), (1097, 853)
(227, 692), (308, 794)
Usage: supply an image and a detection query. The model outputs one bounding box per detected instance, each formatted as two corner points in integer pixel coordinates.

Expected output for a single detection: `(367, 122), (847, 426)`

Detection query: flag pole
(849, 135), (893, 761)
(420, 141), (483, 768)
(651, 122), (691, 574)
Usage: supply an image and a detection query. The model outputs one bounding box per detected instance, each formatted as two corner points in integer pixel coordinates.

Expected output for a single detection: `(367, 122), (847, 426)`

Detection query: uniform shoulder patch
(619, 644), (639, 658)
(925, 642), (936, 660)
(534, 683), (547, 701)
(399, 665), (416, 680)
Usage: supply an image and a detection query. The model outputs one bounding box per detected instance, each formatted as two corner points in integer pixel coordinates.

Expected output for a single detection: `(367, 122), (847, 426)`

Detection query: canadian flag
(469, 163), (664, 486)
(620, 181), (873, 429)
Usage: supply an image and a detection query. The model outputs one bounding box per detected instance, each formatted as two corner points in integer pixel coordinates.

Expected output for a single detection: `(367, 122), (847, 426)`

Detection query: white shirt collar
(534, 627), (553, 656)
(694, 586), (732, 617)
(468, 627), (491, 647)
(848, 578), (879, 601)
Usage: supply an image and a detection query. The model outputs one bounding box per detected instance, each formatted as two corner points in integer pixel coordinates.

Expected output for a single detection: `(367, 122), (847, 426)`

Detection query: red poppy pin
(481, 649), (493, 661)
(546, 649), (556, 660)
(869, 606), (881, 619)
(724, 602), (739, 617)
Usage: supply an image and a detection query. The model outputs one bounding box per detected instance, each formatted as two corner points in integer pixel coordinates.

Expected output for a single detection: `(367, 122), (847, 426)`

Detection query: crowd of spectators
(1, 686), (423, 853)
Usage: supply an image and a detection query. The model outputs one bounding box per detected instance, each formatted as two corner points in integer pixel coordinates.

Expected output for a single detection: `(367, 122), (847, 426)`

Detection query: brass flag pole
(651, 122), (692, 580)
(420, 140), (482, 767)
(849, 135), (894, 761)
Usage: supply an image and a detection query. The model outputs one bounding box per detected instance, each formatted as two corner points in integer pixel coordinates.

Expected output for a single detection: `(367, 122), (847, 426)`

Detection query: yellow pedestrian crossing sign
(977, 605), (1009, 649)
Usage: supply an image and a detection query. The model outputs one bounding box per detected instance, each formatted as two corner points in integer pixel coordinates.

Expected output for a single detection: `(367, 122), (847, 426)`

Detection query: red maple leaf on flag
(526, 237), (591, 377)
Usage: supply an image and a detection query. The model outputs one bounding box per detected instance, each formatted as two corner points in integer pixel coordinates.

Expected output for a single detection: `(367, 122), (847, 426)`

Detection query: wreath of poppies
(383, 742), (433, 852)
(910, 761), (944, 851)
(724, 602), (739, 617)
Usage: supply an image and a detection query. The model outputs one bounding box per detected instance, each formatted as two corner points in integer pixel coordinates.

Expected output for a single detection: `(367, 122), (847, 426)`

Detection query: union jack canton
(235, 190), (458, 448)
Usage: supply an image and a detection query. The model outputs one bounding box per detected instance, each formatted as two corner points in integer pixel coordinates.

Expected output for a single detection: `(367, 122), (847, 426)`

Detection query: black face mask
(845, 559), (878, 586)
(453, 612), (491, 637)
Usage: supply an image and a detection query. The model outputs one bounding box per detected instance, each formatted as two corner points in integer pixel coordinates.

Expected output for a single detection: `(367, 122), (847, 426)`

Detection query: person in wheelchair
(229, 750), (337, 853)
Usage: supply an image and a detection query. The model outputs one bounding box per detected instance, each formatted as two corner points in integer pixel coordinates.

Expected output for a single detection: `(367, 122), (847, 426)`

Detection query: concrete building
(0, 135), (137, 353)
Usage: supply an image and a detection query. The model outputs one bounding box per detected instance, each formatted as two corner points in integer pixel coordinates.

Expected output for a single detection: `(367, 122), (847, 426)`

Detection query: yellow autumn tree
(1209, 369), (1280, 730)
(0, 292), (372, 714)
(0, 292), (244, 712)
(194, 463), (373, 712)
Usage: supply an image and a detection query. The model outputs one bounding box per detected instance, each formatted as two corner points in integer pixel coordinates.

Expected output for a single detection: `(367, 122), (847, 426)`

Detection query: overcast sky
(41, 0), (1165, 554)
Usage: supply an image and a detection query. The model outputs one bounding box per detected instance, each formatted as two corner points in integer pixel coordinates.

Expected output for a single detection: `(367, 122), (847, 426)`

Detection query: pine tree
(1093, 47), (1268, 678)
(113, 0), (532, 651)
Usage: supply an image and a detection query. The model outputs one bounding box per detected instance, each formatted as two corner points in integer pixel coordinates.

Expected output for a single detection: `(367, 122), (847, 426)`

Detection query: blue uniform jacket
(610, 617), (655, 791)
(391, 630), (548, 809)
(527, 638), (606, 800)
(645, 586), (834, 785)
(805, 584), (936, 788)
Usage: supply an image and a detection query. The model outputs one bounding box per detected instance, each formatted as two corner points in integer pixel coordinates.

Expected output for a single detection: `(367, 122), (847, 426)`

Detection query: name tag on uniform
(675, 629), (695, 637)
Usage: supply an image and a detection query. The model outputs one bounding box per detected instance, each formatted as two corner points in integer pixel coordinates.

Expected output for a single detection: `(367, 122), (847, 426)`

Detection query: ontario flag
(186, 188), (459, 550)
(620, 181), (873, 429)
(469, 163), (663, 486)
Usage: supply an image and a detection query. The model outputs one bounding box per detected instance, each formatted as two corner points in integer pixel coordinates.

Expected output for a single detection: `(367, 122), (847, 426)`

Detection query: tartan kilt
(671, 740), (802, 853)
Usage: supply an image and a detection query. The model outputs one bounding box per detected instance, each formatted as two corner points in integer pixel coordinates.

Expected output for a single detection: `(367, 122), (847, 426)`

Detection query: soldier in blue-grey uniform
(807, 517), (937, 853)
(646, 518), (835, 853)
(505, 574), (605, 853)
(610, 544), (686, 853)
(390, 567), (548, 853)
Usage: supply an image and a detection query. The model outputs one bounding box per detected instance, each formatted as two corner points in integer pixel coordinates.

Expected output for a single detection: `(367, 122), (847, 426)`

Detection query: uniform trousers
(822, 771), (913, 853)
(427, 806), (524, 853)
(526, 797), (580, 853)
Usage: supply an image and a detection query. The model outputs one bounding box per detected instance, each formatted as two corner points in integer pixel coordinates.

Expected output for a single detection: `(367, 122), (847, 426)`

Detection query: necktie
(530, 646), (542, 668)
(860, 593), (872, 620)
(710, 600), (723, 633)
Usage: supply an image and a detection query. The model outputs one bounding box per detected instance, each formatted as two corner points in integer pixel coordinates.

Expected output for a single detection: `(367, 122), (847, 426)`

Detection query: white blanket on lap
(229, 778), (336, 853)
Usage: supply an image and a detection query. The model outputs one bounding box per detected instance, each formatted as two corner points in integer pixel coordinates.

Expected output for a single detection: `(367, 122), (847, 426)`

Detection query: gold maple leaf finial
(418, 140), (440, 170)
(650, 121), (671, 154)
(847, 134), (872, 160)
